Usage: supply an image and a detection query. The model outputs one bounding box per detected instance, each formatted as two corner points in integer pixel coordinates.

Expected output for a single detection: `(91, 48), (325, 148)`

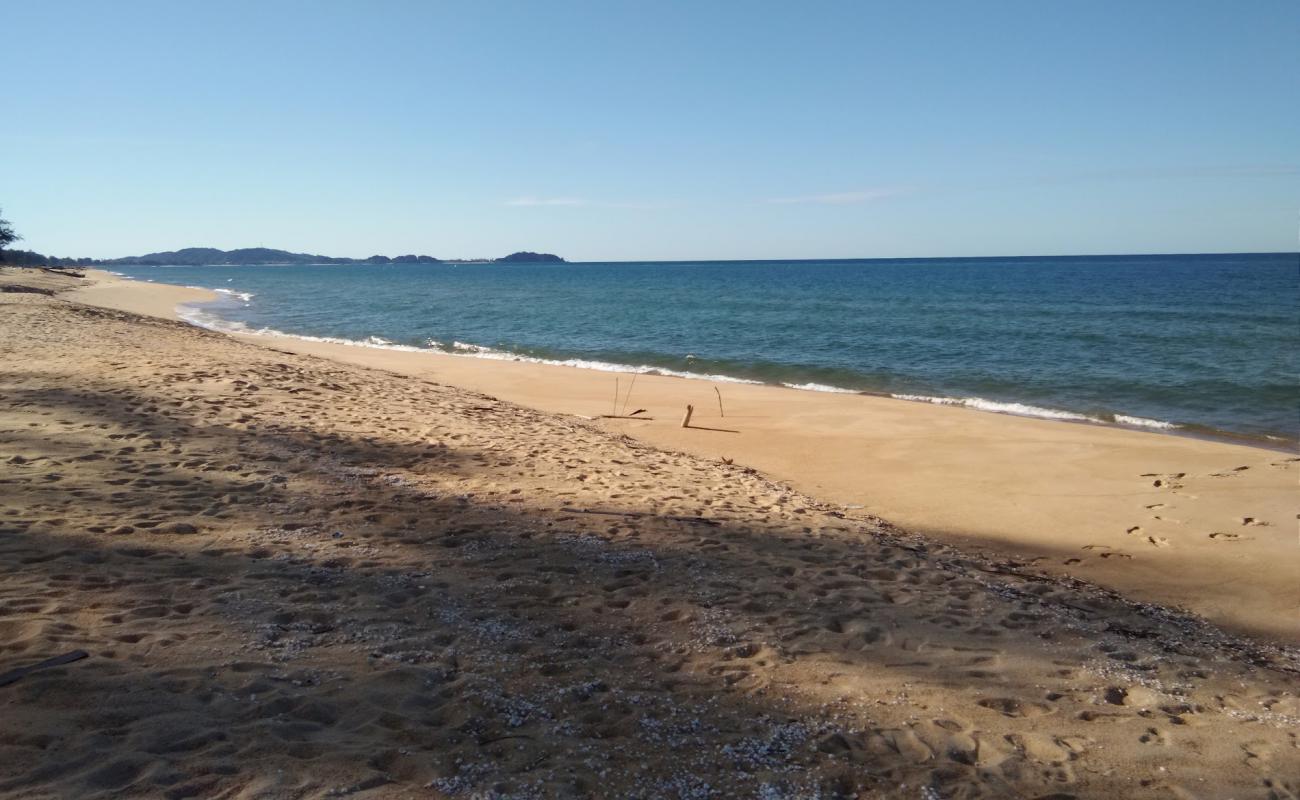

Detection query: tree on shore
(0, 207), (20, 251)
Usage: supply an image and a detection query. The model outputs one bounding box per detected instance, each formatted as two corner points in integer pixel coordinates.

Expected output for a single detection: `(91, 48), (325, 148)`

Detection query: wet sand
(2, 266), (1297, 799)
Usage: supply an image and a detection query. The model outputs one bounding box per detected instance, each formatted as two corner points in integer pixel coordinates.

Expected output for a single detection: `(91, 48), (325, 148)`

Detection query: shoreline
(66, 268), (1300, 643)
(112, 268), (1296, 453)
(83, 263), (1298, 455)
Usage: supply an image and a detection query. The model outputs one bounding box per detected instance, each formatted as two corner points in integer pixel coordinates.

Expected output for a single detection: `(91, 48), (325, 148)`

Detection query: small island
(496, 251), (566, 263)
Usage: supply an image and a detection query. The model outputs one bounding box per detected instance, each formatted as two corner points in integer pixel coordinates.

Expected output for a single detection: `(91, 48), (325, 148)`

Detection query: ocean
(113, 253), (1300, 446)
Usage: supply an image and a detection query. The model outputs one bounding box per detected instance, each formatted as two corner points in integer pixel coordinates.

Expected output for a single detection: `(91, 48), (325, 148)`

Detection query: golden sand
(2, 266), (1297, 799)
(70, 268), (1300, 642)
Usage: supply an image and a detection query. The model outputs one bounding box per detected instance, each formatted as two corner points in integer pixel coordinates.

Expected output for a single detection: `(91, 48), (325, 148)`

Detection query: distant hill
(101, 247), (441, 266)
(496, 251), (565, 263)
(4, 246), (565, 268)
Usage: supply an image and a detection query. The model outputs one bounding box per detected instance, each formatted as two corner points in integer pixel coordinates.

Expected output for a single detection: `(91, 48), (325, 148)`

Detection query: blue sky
(2, 1), (1296, 261)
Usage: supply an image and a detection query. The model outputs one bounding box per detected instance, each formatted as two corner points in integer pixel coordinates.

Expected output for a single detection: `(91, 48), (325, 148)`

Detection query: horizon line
(12, 248), (1295, 266)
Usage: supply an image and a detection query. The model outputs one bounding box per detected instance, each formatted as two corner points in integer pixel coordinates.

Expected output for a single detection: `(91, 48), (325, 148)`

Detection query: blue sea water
(114, 254), (1300, 445)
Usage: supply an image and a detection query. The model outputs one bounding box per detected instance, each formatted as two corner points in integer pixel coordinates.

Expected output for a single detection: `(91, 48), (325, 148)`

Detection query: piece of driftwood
(560, 506), (721, 527)
(714, 386), (725, 418)
(0, 650), (89, 688)
(621, 374), (639, 415)
(686, 424), (739, 433)
(597, 414), (655, 420)
(680, 404), (694, 428)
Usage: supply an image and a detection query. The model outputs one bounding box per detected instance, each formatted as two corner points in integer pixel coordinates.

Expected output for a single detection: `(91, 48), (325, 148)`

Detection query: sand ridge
(2, 272), (1298, 798)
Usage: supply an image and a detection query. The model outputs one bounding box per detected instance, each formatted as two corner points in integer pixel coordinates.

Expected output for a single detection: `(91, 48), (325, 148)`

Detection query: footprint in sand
(1099, 552), (1133, 560)
(1210, 465), (1251, 477)
(975, 697), (1054, 718)
(1081, 544), (1110, 551)
(1241, 517), (1271, 527)
(1139, 727), (1169, 746)
(1209, 532), (1243, 542)
(1240, 739), (1275, 771)
(1125, 526), (1142, 535)
(1144, 503), (1165, 510)
(1147, 536), (1170, 548)
(1008, 732), (1072, 765)
(877, 729), (934, 763)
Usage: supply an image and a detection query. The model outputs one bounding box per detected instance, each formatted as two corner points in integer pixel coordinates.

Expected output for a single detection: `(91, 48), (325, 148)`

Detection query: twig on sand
(714, 385), (725, 418)
(680, 404), (694, 428)
(621, 373), (639, 415)
(612, 377), (619, 416)
(0, 650), (89, 688)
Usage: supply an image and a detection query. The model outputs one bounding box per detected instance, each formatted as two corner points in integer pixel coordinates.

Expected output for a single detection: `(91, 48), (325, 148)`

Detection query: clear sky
(2, 1), (1297, 261)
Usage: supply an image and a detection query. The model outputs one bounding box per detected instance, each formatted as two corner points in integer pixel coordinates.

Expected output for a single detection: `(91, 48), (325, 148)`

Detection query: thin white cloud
(766, 189), (901, 205)
(505, 196), (587, 207)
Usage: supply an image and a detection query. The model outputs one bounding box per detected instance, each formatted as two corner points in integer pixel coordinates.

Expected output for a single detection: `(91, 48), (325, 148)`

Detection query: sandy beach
(69, 269), (1300, 643)
(2, 266), (1298, 799)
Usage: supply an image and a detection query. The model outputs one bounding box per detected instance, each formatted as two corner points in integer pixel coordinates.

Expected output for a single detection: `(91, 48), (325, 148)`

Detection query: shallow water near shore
(114, 253), (1299, 444)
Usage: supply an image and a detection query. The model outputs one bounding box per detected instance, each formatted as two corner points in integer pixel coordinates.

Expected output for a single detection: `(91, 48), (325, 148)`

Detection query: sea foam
(175, 303), (764, 384)
(781, 382), (859, 394)
(178, 300), (1188, 432)
(890, 394), (1183, 430)
(1112, 414), (1181, 430)
(214, 288), (256, 303)
(890, 394), (1103, 423)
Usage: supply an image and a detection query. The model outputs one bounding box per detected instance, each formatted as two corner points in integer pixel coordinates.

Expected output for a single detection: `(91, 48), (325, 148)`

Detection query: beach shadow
(3, 322), (1297, 798)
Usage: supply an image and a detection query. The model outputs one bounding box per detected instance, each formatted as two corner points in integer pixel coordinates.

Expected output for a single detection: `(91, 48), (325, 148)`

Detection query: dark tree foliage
(0, 207), (20, 251)
(0, 249), (89, 267)
(0, 210), (90, 268)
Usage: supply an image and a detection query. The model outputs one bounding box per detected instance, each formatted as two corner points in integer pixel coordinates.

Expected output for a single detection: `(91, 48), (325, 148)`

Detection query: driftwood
(680, 404), (694, 428)
(0, 650), (89, 688)
(560, 506), (721, 527)
(597, 414), (655, 420)
(621, 374), (639, 415)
